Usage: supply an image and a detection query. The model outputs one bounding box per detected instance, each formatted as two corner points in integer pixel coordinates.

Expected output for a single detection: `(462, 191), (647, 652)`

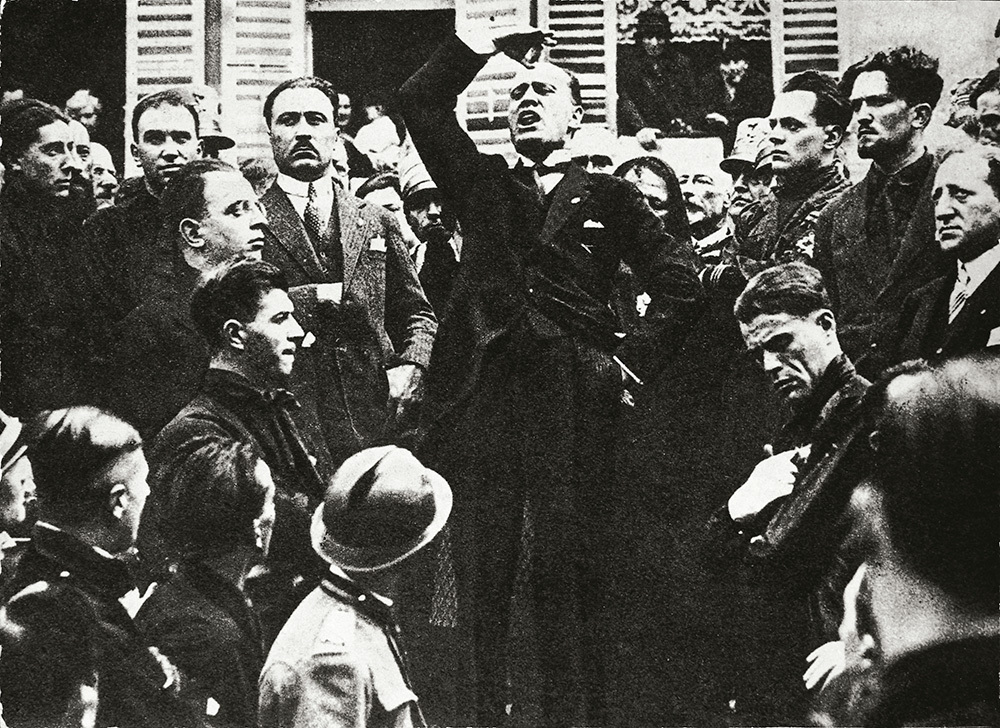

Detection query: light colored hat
(720, 117), (769, 175)
(398, 148), (436, 201)
(0, 410), (29, 475)
(180, 85), (236, 151)
(568, 126), (618, 164)
(311, 446), (452, 572)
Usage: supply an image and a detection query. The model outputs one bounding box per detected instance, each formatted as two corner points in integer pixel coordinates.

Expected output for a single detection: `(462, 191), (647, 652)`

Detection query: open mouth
(517, 110), (541, 128)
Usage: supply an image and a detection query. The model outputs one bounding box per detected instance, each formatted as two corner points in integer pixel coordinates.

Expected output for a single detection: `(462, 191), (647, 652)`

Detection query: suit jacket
(891, 256), (1000, 362)
(813, 156), (947, 375)
(398, 36), (702, 434)
(259, 569), (423, 728)
(261, 183), (436, 457)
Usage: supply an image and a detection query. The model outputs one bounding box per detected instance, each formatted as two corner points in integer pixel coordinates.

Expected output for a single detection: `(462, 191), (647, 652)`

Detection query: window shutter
(219, 0), (308, 160)
(772, 0), (839, 89)
(125, 0), (206, 174)
(542, 0), (616, 132)
(455, 0), (534, 162)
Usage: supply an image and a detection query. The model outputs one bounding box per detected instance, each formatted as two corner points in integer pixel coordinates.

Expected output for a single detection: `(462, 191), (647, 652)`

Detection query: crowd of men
(0, 11), (997, 728)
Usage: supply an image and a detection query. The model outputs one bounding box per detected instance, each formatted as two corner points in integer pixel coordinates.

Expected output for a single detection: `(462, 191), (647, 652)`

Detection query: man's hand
(386, 364), (423, 418)
(493, 27), (556, 67)
(804, 640), (846, 691)
(727, 445), (810, 523)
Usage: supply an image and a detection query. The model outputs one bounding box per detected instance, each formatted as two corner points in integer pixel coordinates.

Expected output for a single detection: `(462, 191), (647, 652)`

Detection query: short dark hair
(634, 8), (672, 41)
(131, 89), (199, 142)
(970, 67), (1000, 109)
(356, 172), (400, 200)
(939, 142), (1000, 202)
(190, 259), (288, 349)
(29, 407), (142, 522)
(0, 99), (70, 168)
(868, 353), (1000, 613)
(782, 71), (853, 129)
(159, 158), (237, 246)
(159, 437), (268, 558)
(735, 262), (832, 324)
(263, 76), (339, 128)
(841, 46), (943, 110)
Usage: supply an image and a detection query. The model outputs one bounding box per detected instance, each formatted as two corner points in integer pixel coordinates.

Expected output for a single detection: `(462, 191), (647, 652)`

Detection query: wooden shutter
(772, 0), (839, 90)
(542, 0), (616, 132)
(455, 0), (534, 162)
(125, 0), (206, 174)
(219, 0), (308, 160)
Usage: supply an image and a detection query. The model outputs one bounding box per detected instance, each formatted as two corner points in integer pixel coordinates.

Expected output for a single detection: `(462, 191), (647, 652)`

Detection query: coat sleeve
(397, 35), (504, 217)
(378, 208), (438, 368)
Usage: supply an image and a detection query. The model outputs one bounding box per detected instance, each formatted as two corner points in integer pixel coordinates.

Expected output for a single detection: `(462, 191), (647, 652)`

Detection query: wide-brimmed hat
(311, 446), (452, 572)
(0, 410), (30, 475)
(720, 117), (769, 175)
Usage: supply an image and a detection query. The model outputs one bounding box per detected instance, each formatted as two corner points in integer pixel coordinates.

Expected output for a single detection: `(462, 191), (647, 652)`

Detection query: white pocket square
(987, 326), (1000, 348)
(583, 219), (605, 229)
(369, 236), (387, 252)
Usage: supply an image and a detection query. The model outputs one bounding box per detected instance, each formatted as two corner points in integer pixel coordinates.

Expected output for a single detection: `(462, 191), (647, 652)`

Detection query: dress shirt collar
(959, 241), (1000, 295)
(276, 172), (334, 199)
(514, 148), (574, 195)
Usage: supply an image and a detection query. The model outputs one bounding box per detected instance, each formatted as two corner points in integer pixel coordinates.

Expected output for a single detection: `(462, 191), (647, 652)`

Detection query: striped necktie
(948, 264), (971, 323)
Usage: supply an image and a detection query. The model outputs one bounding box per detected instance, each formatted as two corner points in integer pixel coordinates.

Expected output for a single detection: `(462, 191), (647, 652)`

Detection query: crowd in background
(0, 8), (998, 728)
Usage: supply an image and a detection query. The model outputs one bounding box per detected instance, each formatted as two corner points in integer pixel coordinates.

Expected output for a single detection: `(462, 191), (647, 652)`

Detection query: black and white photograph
(0, 0), (997, 726)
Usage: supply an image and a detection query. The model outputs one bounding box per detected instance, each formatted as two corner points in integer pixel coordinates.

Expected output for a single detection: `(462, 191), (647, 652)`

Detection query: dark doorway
(1, 0), (127, 169)
(310, 9), (454, 132)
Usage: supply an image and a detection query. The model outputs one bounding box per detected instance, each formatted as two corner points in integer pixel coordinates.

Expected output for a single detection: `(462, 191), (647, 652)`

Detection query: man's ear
(823, 125), (845, 150)
(816, 308), (837, 333)
(910, 102), (933, 131)
(223, 319), (246, 351)
(179, 218), (204, 249)
(130, 142), (140, 166)
(108, 483), (128, 522)
(568, 104), (585, 135)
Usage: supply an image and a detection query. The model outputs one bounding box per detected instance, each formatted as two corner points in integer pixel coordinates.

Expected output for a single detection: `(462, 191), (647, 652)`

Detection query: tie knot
(263, 388), (299, 410)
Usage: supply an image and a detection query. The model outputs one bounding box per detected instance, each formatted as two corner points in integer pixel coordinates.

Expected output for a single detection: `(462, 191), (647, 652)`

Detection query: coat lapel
(881, 159), (939, 297)
(337, 188), (367, 287)
(942, 260), (1000, 352)
(539, 164), (590, 248)
(262, 184), (326, 279)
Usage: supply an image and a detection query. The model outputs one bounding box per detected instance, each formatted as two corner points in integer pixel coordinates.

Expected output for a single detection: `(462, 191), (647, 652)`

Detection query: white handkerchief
(583, 219), (605, 229)
(987, 325), (1000, 348)
(316, 283), (342, 304)
(370, 236), (387, 252)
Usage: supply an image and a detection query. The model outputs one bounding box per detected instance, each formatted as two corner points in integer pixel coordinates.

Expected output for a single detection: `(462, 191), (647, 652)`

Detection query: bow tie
(517, 160), (571, 178)
(262, 388), (300, 410)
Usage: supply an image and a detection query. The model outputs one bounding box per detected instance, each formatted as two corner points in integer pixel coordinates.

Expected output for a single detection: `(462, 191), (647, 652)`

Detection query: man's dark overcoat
(398, 36), (702, 726)
(813, 154), (948, 375)
(261, 183), (436, 462)
(137, 561), (264, 728)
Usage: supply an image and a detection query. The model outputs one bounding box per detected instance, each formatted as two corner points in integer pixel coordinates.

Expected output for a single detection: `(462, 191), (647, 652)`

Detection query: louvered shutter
(125, 0), (206, 174)
(772, 0), (839, 89)
(543, 0), (616, 131)
(219, 0), (308, 160)
(455, 0), (534, 162)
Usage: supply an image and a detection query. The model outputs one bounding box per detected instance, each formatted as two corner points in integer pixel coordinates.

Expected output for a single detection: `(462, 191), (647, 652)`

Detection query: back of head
(190, 258), (288, 349)
(131, 88), (199, 141)
(159, 437), (267, 558)
(734, 262), (831, 324)
(29, 407), (142, 524)
(841, 46), (943, 109)
(970, 67), (1000, 110)
(0, 99), (70, 170)
(871, 354), (1000, 614)
(263, 76), (339, 128)
(356, 171), (401, 201)
(160, 158), (237, 246)
(783, 70), (853, 130)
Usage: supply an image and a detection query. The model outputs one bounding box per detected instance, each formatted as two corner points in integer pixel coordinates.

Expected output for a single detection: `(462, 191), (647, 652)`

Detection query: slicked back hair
(263, 76), (339, 128)
(190, 258), (288, 350)
(160, 158), (237, 246)
(783, 70), (853, 130)
(735, 262), (832, 324)
(0, 99), (70, 168)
